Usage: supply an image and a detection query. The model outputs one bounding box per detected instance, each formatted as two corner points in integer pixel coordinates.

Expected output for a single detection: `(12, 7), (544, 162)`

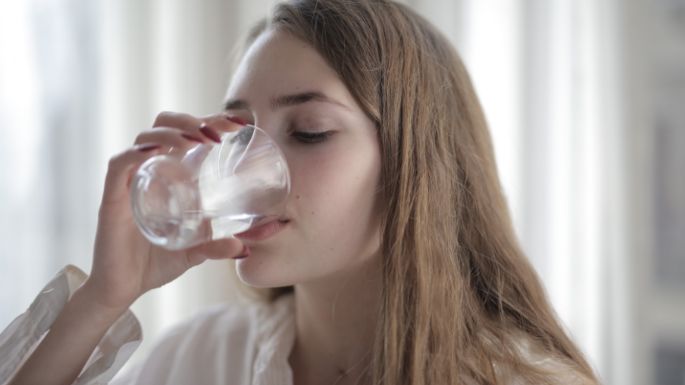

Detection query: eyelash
(291, 130), (332, 144)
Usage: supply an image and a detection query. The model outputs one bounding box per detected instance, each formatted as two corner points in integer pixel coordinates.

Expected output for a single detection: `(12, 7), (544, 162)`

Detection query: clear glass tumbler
(130, 125), (290, 250)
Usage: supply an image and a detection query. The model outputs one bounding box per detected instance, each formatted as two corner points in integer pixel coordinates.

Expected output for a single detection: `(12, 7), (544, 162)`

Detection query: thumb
(187, 238), (245, 260)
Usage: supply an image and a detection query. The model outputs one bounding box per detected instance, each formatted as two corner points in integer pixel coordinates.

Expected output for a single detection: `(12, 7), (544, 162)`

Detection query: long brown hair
(231, 1), (601, 384)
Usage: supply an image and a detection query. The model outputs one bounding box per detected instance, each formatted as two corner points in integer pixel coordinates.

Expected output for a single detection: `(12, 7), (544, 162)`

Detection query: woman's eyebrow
(223, 91), (350, 111)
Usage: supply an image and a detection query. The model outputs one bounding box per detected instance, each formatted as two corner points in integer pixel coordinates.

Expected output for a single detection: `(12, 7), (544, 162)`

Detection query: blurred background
(0, 0), (683, 384)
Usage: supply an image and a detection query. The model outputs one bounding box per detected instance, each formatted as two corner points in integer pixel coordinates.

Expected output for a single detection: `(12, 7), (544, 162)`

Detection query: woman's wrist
(69, 281), (132, 326)
(7, 278), (133, 385)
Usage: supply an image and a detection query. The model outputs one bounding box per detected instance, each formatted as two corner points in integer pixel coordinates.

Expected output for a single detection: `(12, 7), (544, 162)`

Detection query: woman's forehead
(225, 29), (355, 113)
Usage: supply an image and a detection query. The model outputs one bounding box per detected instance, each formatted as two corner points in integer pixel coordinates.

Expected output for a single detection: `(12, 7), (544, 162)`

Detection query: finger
(101, 143), (164, 206)
(193, 115), (247, 143)
(154, 237), (245, 278)
(152, 111), (203, 131)
(152, 112), (245, 133)
(204, 114), (248, 134)
(151, 112), (246, 144)
(186, 237), (245, 260)
(134, 126), (209, 147)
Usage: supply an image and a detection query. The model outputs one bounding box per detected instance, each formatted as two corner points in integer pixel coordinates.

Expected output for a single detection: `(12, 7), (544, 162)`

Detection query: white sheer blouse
(0, 266), (594, 385)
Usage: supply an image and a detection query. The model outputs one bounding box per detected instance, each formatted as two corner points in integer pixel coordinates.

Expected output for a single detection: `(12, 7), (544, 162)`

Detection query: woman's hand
(83, 112), (247, 313)
(8, 112), (249, 385)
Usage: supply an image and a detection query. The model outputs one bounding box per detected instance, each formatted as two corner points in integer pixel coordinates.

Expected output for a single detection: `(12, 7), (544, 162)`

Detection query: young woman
(3, 1), (601, 384)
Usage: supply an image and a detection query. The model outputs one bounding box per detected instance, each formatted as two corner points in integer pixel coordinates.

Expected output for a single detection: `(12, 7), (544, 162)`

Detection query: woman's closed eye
(291, 130), (334, 144)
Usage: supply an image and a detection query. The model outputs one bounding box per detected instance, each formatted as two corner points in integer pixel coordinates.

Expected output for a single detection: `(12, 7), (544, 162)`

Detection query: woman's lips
(234, 219), (289, 242)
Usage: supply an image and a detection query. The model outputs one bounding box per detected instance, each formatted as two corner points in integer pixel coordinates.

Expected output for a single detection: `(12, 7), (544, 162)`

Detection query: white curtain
(1, 0), (105, 329)
(0, 0), (642, 383)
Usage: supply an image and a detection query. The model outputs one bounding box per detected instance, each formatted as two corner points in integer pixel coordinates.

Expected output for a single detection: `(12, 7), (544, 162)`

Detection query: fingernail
(136, 144), (161, 152)
(181, 133), (205, 143)
(199, 124), (222, 143)
(226, 116), (248, 125)
(231, 245), (251, 259)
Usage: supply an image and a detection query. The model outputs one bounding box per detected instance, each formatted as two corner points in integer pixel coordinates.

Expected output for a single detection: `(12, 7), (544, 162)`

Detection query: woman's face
(224, 28), (382, 288)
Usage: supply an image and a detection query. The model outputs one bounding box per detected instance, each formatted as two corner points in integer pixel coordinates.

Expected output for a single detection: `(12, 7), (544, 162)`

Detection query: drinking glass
(130, 125), (290, 250)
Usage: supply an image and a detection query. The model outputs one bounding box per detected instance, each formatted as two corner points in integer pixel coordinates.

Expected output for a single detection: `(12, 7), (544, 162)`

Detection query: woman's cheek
(286, 136), (378, 221)
(286, 142), (342, 190)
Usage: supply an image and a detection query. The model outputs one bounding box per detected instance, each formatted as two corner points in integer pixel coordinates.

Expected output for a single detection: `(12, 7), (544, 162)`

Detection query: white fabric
(0, 265), (141, 385)
(110, 293), (295, 385)
(0, 265), (296, 385)
(0, 265), (593, 385)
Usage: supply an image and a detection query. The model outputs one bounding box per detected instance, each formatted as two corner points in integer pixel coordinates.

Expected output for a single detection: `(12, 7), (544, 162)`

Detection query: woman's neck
(288, 255), (382, 385)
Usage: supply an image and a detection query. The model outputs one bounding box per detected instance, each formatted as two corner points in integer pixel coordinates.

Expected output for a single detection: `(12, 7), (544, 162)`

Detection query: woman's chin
(234, 259), (294, 289)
